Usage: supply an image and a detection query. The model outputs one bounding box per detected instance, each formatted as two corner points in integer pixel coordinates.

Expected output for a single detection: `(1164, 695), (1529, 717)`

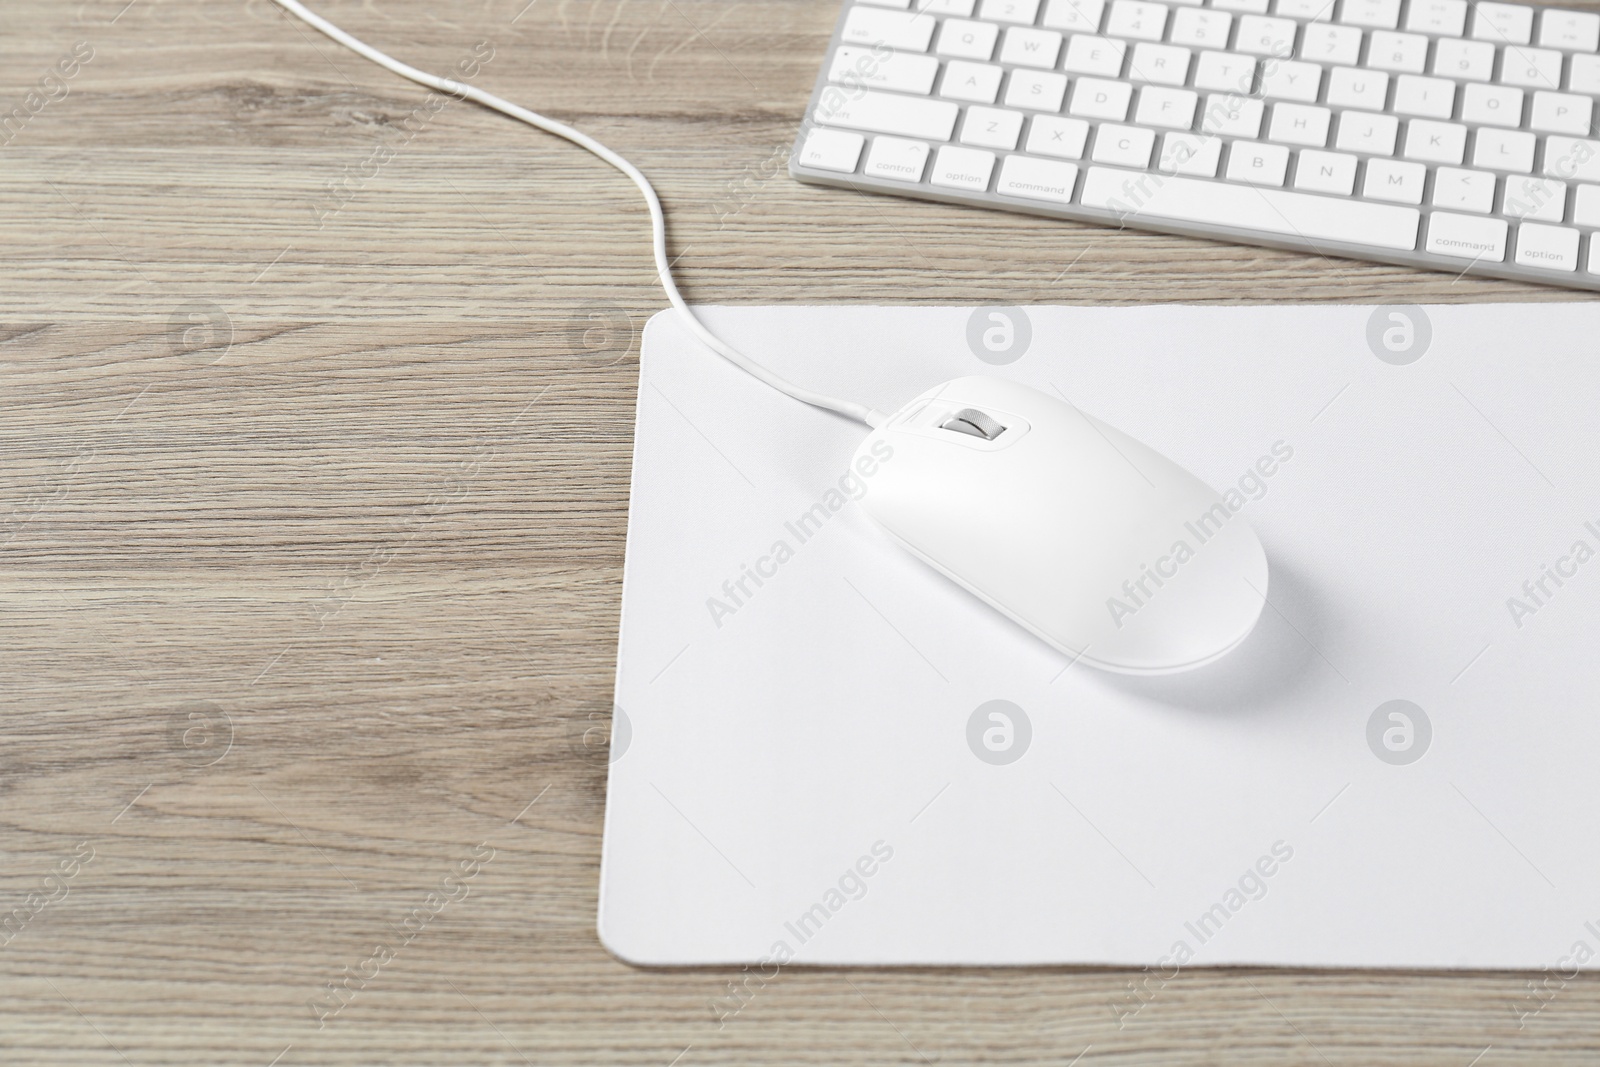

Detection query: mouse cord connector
(269, 0), (888, 429)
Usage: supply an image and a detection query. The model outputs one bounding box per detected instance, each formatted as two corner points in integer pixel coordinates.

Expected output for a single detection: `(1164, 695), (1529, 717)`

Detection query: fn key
(798, 128), (865, 173)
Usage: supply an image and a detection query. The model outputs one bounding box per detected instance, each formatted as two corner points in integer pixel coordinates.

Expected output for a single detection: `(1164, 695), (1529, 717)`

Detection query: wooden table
(3, 0), (1596, 1062)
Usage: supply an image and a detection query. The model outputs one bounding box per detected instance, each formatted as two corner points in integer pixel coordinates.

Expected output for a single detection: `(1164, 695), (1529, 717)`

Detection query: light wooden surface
(3, 0), (1598, 1063)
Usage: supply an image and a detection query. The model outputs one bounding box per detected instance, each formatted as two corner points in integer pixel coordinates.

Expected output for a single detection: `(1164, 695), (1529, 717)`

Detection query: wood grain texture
(2, 0), (1598, 1063)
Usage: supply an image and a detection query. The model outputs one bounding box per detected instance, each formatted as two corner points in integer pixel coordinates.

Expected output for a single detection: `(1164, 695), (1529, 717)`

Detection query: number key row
(854, 0), (1600, 53)
(842, 3), (1600, 92)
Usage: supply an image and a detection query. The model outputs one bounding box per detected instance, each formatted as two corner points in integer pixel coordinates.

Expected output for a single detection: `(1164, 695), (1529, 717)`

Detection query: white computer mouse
(854, 376), (1268, 675)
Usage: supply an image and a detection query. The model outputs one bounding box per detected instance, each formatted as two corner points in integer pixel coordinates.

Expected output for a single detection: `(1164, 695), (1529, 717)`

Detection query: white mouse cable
(268, 0), (887, 429)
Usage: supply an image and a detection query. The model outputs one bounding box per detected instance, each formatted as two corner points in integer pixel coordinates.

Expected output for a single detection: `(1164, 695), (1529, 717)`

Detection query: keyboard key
(1334, 111), (1399, 154)
(1405, 0), (1467, 36)
(1475, 127), (1538, 171)
(1275, 0), (1336, 19)
(1005, 68), (1070, 109)
(1079, 166), (1420, 248)
(1169, 8), (1232, 47)
(1042, 0), (1106, 31)
(1460, 83), (1525, 126)
(1202, 94), (1265, 136)
(1426, 212), (1508, 260)
(1301, 22), (1363, 64)
(843, 7), (938, 50)
(1499, 46), (1564, 88)
(1364, 157), (1427, 201)
(980, 0), (1042, 22)
(931, 145), (997, 188)
(1092, 123), (1158, 165)
(1227, 140), (1291, 184)
(1570, 54), (1600, 94)
(936, 19), (1001, 58)
(1431, 166), (1497, 212)
(1070, 76), (1135, 118)
(800, 128), (866, 172)
(996, 154), (1081, 201)
(1293, 148), (1358, 193)
(1129, 42), (1193, 84)
(1539, 9), (1600, 51)
(1106, 0), (1170, 39)
(1063, 35), (1128, 75)
(1472, 2), (1533, 44)
(1432, 38), (1496, 80)
(1402, 119), (1466, 163)
(1542, 136), (1600, 181)
(1260, 59), (1323, 100)
(1211, 0), (1270, 12)
(1366, 31), (1430, 72)
(1530, 91), (1593, 135)
(1193, 51), (1258, 91)
(829, 48), (942, 94)
(1391, 75), (1457, 118)
(1026, 114), (1092, 157)
(918, 0), (977, 13)
(1339, 0), (1401, 30)
(1236, 15), (1298, 55)
(1001, 27), (1065, 67)
(864, 135), (933, 179)
(818, 90), (960, 140)
(1269, 103), (1332, 145)
(960, 106), (1026, 148)
(941, 61), (1005, 101)
(1158, 131), (1223, 174)
(1515, 222), (1579, 270)
(1135, 85), (1200, 126)
(860, 0), (913, 9)
(1574, 184), (1600, 227)
(1502, 176), (1568, 221)
(1327, 67), (1389, 109)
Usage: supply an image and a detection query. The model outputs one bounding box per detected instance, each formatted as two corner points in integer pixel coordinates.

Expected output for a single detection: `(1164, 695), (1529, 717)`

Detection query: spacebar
(1079, 167), (1419, 251)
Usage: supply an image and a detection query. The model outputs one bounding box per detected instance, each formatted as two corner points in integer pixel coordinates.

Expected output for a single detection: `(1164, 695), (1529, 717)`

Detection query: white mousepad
(600, 304), (1600, 970)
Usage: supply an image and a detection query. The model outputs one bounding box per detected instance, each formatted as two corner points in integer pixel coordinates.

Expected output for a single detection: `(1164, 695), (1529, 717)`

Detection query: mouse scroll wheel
(940, 408), (1006, 441)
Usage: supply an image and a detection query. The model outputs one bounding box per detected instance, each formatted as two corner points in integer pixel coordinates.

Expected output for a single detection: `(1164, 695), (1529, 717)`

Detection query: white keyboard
(790, 0), (1600, 289)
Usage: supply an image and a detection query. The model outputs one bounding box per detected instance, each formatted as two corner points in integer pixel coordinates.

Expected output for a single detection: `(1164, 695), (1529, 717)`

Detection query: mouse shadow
(1085, 559), (1336, 718)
